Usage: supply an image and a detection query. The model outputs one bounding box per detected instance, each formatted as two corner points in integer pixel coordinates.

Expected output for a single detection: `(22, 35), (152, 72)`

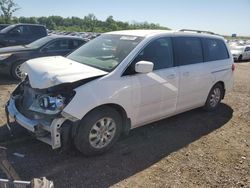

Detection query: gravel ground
(0, 62), (249, 188)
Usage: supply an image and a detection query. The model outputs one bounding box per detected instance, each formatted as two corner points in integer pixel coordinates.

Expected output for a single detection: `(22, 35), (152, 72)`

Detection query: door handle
(183, 72), (190, 77)
(167, 74), (176, 79)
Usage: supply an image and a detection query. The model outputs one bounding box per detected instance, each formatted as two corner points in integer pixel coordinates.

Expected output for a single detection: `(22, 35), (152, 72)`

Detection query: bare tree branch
(0, 0), (20, 23)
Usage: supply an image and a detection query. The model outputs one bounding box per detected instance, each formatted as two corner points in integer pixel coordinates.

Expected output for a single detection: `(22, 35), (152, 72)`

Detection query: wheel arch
(213, 81), (225, 99)
(10, 59), (27, 77)
(73, 103), (131, 136)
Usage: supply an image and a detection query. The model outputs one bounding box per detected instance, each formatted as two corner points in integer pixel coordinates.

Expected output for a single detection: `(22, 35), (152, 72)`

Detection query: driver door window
(9, 26), (24, 36)
(135, 37), (174, 70)
(124, 37), (174, 75)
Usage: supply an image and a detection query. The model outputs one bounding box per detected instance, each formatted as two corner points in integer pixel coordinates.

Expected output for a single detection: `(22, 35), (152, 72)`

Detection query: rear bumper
(6, 97), (66, 149)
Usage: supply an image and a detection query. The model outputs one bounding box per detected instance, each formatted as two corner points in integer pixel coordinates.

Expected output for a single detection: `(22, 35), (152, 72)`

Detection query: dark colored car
(0, 24), (10, 30)
(0, 35), (87, 79)
(0, 24), (47, 47)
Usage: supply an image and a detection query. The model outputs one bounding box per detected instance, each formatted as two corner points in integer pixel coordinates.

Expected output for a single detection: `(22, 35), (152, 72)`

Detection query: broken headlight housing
(28, 92), (75, 115)
(39, 95), (65, 111)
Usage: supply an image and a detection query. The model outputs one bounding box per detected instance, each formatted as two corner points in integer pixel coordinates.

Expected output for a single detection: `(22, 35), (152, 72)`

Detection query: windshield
(26, 36), (53, 48)
(67, 34), (143, 72)
(0, 24), (15, 33)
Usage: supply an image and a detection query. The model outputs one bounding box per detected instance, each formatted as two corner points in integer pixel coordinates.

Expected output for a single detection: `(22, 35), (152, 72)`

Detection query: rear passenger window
(173, 37), (203, 66)
(69, 40), (84, 49)
(30, 26), (45, 36)
(203, 38), (229, 61)
(46, 39), (70, 51)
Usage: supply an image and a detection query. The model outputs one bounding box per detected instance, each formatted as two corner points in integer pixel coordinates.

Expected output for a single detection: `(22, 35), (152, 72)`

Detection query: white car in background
(6, 29), (234, 156)
(230, 45), (250, 61)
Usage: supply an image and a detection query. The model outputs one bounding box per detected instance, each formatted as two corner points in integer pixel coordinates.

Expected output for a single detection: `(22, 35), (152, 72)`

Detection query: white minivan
(6, 29), (234, 156)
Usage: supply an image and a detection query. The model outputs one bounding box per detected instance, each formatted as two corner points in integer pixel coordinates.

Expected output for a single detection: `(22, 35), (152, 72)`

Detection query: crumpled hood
(21, 56), (108, 89)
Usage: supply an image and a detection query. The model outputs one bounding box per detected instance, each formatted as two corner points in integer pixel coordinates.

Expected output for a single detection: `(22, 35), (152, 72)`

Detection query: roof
(14, 23), (46, 27)
(106, 29), (224, 39)
(47, 34), (87, 40)
(106, 30), (172, 37)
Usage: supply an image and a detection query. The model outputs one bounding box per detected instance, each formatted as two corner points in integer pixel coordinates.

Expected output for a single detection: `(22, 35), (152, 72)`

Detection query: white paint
(23, 30), (234, 130)
(230, 45), (250, 60)
(21, 56), (108, 89)
(135, 61), (154, 73)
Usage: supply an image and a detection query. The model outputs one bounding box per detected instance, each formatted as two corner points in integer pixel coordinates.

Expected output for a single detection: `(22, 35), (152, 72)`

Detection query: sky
(14, 0), (250, 36)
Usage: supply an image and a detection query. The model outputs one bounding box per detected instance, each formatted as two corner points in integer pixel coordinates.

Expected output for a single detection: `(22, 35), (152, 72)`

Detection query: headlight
(29, 94), (66, 115)
(39, 95), (65, 111)
(0, 53), (12, 61)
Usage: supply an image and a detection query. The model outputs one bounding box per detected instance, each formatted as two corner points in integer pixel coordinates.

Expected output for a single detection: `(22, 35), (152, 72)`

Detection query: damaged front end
(5, 56), (108, 149)
(5, 78), (78, 149)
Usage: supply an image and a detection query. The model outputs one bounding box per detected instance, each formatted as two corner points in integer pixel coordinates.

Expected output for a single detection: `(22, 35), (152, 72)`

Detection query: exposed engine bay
(6, 75), (103, 149)
(12, 79), (75, 120)
(12, 75), (103, 120)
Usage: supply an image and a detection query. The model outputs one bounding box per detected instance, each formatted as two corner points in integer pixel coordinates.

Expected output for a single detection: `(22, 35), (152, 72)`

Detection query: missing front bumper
(5, 97), (67, 149)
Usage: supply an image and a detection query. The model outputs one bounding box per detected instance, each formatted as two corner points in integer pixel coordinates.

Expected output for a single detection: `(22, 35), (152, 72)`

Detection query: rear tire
(74, 106), (122, 156)
(204, 83), (223, 111)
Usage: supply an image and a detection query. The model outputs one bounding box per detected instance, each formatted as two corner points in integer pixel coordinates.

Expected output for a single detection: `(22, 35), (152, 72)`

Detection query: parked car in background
(5, 29), (234, 156)
(0, 24), (47, 47)
(230, 45), (250, 61)
(48, 30), (99, 41)
(0, 35), (87, 79)
(0, 24), (10, 30)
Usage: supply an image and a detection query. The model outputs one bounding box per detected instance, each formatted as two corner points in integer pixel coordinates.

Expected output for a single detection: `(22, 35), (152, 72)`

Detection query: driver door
(124, 37), (179, 127)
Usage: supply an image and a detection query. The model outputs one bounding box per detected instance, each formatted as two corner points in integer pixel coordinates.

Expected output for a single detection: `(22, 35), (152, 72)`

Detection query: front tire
(11, 61), (24, 80)
(204, 83), (223, 111)
(74, 106), (122, 156)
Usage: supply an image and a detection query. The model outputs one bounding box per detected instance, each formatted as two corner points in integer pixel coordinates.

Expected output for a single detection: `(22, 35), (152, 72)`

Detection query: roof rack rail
(178, 29), (216, 35)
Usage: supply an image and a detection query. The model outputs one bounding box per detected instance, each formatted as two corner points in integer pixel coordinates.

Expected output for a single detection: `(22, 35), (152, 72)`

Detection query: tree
(105, 16), (118, 31)
(0, 11), (170, 32)
(0, 0), (19, 23)
(45, 18), (56, 30)
(83, 14), (97, 32)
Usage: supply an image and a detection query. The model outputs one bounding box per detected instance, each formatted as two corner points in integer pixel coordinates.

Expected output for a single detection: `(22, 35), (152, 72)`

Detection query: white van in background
(230, 45), (250, 61)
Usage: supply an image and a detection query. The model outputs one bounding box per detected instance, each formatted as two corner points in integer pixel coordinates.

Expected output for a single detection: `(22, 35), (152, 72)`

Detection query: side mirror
(135, 61), (154, 73)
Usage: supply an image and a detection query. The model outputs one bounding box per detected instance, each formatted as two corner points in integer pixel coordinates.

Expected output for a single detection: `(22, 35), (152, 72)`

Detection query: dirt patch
(0, 62), (249, 187)
(0, 75), (18, 126)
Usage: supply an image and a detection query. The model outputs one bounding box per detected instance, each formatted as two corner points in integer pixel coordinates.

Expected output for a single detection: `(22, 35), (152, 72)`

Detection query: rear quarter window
(173, 37), (203, 66)
(30, 26), (46, 36)
(202, 38), (229, 61)
(69, 40), (85, 49)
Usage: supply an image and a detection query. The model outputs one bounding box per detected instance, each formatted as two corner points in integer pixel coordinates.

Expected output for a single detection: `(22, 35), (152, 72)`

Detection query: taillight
(232, 63), (235, 71)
